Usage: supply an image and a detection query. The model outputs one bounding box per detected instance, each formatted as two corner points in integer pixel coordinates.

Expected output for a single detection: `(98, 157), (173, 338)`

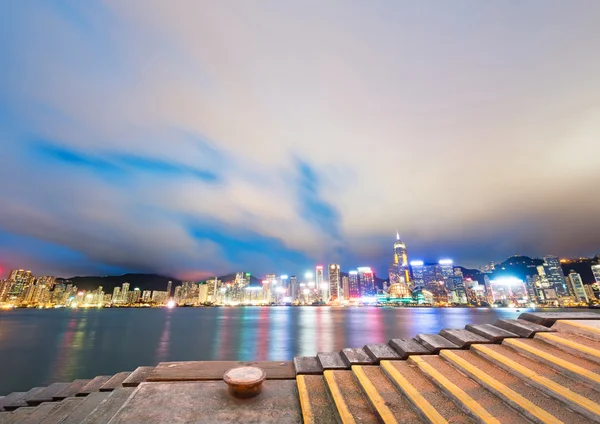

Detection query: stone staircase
(295, 313), (600, 423)
(2, 312), (600, 423)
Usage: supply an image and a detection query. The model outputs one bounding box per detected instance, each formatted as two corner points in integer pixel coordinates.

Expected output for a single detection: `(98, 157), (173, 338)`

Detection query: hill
(56, 274), (181, 292)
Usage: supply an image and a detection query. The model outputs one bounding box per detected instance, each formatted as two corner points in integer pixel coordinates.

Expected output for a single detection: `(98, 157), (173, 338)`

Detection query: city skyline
(2, 2), (600, 279)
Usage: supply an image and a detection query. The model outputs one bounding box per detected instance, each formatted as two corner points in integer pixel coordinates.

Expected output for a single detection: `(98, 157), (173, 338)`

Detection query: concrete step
(17, 402), (64, 424)
(0, 391), (30, 412)
(494, 319), (556, 338)
(293, 357), (323, 375)
(98, 373), (131, 392)
(296, 375), (338, 424)
(80, 387), (135, 424)
(351, 365), (423, 423)
(519, 312), (600, 327)
(77, 376), (112, 396)
(415, 334), (459, 353)
(380, 360), (473, 423)
(439, 329), (491, 348)
(503, 338), (600, 389)
(535, 331), (600, 364)
(553, 320), (600, 341)
(317, 352), (348, 370)
(323, 370), (379, 423)
(388, 338), (431, 358)
(471, 343), (600, 421)
(52, 380), (91, 401)
(39, 398), (83, 424)
(441, 349), (589, 423)
(58, 392), (110, 424)
(363, 343), (400, 363)
(465, 324), (520, 343)
(26, 383), (70, 406)
(2, 407), (36, 424)
(340, 348), (375, 366)
(121, 367), (154, 387)
(409, 355), (525, 423)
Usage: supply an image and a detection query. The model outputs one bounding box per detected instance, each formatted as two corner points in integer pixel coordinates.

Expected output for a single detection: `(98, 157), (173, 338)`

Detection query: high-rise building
(567, 271), (588, 303)
(592, 265), (600, 285)
(112, 287), (121, 304)
(198, 283), (208, 303)
(315, 266), (326, 301)
(393, 232), (411, 284)
(439, 259), (454, 280)
(357, 267), (375, 297)
(121, 283), (130, 304)
(341, 276), (349, 300)
(166, 281), (173, 299)
(142, 290), (152, 302)
(290, 275), (297, 301)
(543, 256), (568, 297)
(7, 270), (34, 298)
(410, 261), (425, 287)
(328, 264), (340, 301)
(348, 271), (360, 299)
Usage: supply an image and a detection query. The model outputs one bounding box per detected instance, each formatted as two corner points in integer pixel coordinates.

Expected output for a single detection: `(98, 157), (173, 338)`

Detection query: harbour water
(0, 306), (562, 394)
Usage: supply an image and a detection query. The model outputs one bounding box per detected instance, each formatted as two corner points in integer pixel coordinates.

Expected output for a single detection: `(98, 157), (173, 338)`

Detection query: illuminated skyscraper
(328, 264), (340, 301)
(7, 270), (34, 298)
(290, 275), (297, 301)
(410, 261), (425, 287)
(166, 281), (173, 298)
(393, 232), (411, 284)
(341, 276), (349, 300)
(112, 287), (121, 304)
(357, 267), (375, 297)
(592, 265), (600, 285)
(567, 271), (588, 303)
(316, 266), (327, 301)
(348, 271), (360, 298)
(543, 256), (568, 297)
(121, 283), (130, 304)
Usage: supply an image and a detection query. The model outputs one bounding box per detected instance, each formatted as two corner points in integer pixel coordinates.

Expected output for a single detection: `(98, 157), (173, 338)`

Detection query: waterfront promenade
(2, 312), (600, 423)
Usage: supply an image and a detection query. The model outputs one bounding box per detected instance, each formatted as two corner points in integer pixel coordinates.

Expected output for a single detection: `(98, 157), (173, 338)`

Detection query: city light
(167, 300), (176, 308)
(280, 275), (288, 279)
(439, 259), (453, 265)
(490, 277), (523, 286)
(410, 260), (424, 266)
(349, 270), (358, 275)
(304, 272), (313, 279)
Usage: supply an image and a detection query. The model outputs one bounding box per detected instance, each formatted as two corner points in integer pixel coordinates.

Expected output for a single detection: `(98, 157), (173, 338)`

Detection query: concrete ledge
(519, 312), (600, 327)
(147, 361), (295, 382)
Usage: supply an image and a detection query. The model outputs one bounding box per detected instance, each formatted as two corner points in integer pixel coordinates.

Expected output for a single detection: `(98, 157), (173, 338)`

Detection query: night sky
(1, 1), (599, 279)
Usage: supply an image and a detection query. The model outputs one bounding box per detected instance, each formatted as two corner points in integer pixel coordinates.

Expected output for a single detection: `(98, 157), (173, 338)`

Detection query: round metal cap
(223, 366), (266, 398)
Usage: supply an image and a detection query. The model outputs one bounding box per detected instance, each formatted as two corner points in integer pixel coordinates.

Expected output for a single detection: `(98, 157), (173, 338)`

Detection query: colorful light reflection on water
(0, 306), (549, 394)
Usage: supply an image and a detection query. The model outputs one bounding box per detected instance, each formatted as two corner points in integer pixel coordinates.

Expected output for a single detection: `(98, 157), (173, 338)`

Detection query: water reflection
(1, 306), (541, 394)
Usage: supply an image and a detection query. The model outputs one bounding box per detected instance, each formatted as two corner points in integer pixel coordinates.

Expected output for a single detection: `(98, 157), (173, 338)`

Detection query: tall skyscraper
(112, 287), (121, 304)
(328, 264), (340, 301)
(7, 270), (34, 298)
(543, 256), (568, 297)
(341, 275), (349, 300)
(290, 275), (297, 301)
(121, 283), (130, 304)
(357, 267), (375, 297)
(316, 266), (326, 301)
(348, 271), (360, 298)
(393, 232), (411, 284)
(166, 281), (173, 298)
(410, 261), (425, 287)
(592, 265), (600, 285)
(567, 271), (588, 303)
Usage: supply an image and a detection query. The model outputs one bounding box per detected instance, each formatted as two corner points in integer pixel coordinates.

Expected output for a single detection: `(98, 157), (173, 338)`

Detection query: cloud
(1, 1), (600, 278)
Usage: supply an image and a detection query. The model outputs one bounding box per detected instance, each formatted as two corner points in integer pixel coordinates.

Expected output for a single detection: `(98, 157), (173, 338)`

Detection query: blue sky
(1, 1), (600, 279)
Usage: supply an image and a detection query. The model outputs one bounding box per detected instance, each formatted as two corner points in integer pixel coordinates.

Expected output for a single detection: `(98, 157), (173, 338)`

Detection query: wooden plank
(494, 319), (556, 338)
(147, 361), (295, 382)
(415, 334), (459, 353)
(317, 352), (348, 370)
(519, 312), (600, 327)
(465, 324), (520, 343)
(77, 376), (112, 396)
(99, 372), (131, 392)
(122, 367), (155, 387)
(439, 329), (491, 348)
(293, 357), (323, 376)
(340, 348), (375, 366)
(388, 338), (431, 359)
(0, 392), (28, 411)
